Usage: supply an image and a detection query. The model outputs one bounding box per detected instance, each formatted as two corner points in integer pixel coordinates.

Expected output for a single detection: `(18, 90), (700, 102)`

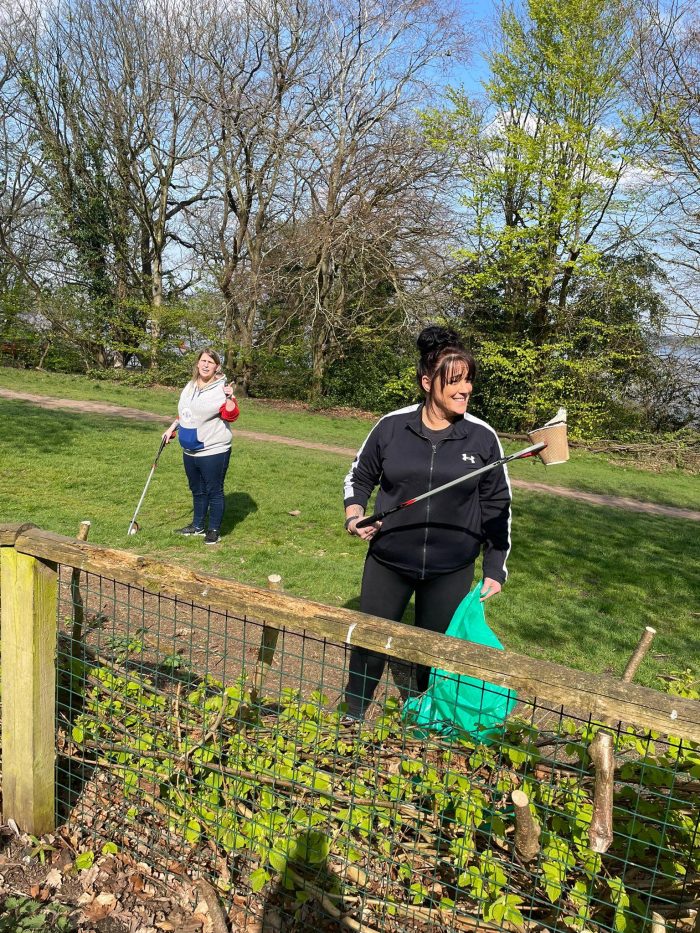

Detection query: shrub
(323, 336), (417, 413)
(248, 344), (313, 401)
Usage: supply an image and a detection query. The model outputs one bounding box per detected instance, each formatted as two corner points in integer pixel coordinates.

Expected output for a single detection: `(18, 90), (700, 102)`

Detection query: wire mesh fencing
(50, 562), (700, 933)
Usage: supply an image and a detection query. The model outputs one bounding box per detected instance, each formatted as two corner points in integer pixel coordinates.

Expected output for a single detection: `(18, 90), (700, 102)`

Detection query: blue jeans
(183, 449), (231, 531)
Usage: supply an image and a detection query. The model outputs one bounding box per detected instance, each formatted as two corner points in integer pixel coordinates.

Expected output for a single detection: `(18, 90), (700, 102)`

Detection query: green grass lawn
(505, 443), (700, 510)
(0, 366), (375, 446)
(1, 398), (697, 688)
(1, 366), (698, 510)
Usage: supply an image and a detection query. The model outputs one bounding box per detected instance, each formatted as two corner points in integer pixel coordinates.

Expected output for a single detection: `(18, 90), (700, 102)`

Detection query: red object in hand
(220, 399), (240, 422)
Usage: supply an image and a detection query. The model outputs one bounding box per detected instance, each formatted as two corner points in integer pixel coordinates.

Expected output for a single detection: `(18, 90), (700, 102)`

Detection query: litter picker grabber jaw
(356, 440), (547, 529)
(127, 436), (168, 535)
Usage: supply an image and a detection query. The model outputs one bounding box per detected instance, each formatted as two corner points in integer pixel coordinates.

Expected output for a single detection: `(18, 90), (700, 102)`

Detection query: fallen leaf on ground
(84, 892), (117, 922)
(44, 868), (63, 889)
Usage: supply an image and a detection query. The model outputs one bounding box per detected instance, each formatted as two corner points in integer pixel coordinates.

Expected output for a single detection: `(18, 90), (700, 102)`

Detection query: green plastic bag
(402, 583), (517, 741)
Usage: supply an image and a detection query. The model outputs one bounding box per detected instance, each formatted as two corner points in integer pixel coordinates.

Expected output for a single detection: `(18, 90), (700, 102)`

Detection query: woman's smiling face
(422, 362), (472, 420)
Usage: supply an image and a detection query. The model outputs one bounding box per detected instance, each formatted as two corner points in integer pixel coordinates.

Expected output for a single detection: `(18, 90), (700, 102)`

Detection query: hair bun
(417, 325), (463, 357)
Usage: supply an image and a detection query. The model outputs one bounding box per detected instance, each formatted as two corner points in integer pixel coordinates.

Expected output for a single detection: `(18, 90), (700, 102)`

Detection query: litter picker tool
(127, 436), (168, 535)
(356, 410), (569, 529)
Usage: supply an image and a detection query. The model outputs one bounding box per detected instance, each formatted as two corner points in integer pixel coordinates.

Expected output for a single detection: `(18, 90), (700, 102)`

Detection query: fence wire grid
(50, 565), (699, 933)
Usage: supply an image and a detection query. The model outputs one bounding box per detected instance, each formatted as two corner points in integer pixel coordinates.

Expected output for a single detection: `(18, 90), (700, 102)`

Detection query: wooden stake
(251, 574), (282, 700)
(588, 731), (615, 853)
(193, 879), (229, 933)
(622, 626), (657, 683)
(650, 912), (666, 933)
(0, 549), (57, 834)
(70, 520), (91, 645)
(511, 789), (541, 862)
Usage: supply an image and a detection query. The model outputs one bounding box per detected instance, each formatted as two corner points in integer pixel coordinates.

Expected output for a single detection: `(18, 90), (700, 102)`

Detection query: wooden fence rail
(1, 521), (699, 835)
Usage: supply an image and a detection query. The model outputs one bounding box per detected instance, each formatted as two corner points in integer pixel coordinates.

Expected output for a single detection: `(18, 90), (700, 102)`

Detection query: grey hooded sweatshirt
(177, 377), (233, 458)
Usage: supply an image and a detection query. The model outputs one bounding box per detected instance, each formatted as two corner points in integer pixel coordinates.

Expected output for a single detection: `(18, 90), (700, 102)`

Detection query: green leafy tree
(424, 0), (648, 342)
(469, 254), (671, 434)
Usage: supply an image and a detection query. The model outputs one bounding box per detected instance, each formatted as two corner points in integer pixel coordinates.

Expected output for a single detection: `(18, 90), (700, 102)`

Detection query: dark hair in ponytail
(416, 325), (475, 393)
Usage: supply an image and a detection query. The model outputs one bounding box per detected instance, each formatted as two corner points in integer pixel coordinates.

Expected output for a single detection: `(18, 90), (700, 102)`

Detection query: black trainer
(338, 700), (365, 723)
(204, 529), (221, 545)
(176, 524), (205, 536)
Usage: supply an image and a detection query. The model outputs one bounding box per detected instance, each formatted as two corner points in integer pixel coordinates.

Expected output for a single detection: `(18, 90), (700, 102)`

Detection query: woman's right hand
(162, 422), (178, 444)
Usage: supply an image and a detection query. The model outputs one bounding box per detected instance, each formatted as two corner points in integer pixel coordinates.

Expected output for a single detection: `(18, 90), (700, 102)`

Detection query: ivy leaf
(185, 818), (201, 845)
(291, 830), (330, 865)
(74, 851), (95, 870)
(409, 881), (428, 904)
(269, 849), (288, 873)
(486, 893), (524, 927)
(505, 746), (529, 767)
(250, 868), (270, 893)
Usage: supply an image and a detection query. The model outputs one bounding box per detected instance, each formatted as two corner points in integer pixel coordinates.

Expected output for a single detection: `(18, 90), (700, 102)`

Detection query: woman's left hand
(223, 383), (236, 400)
(480, 578), (502, 601)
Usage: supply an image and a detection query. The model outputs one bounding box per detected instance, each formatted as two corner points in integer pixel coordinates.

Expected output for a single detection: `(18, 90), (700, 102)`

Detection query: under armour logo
(462, 454), (476, 463)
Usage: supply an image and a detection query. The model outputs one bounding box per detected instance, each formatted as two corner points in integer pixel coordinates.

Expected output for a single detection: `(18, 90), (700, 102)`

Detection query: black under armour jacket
(343, 404), (512, 582)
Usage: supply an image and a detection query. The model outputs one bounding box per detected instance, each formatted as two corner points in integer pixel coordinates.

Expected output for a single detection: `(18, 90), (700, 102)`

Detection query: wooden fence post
(511, 789), (541, 863)
(251, 574), (283, 701)
(70, 519), (91, 645)
(588, 731), (615, 854)
(0, 545), (58, 835)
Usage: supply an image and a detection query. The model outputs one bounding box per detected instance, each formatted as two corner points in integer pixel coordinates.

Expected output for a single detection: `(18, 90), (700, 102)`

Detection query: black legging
(344, 554), (474, 716)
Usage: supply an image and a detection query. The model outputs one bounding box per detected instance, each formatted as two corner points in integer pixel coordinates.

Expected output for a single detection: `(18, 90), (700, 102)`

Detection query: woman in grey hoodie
(163, 348), (240, 544)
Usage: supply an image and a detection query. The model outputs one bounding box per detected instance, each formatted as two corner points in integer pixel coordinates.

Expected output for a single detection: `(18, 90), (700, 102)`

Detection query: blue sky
(434, 0), (499, 97)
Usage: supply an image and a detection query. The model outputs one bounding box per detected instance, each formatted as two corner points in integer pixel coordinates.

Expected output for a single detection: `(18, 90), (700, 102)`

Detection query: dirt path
(3, 387), (699, 522)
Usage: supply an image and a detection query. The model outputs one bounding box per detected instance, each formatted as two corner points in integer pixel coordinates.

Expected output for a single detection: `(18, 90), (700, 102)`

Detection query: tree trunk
(309, 321), (329, 402)
(150, 253), (163, 370)
(222, 289), (253, 397)
(223, 292), (239, 379)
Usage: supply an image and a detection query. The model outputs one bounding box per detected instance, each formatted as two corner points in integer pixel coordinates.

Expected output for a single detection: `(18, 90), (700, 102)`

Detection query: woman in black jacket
(342, 326), (512, 720)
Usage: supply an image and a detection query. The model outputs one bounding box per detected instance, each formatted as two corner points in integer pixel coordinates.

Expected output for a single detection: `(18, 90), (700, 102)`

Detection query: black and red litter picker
(127, 436), (168, 536)
(356, 409), (569, 530)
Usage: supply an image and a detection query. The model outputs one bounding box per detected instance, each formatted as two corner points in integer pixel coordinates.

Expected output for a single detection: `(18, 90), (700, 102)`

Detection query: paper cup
(527, 423), (569, 465)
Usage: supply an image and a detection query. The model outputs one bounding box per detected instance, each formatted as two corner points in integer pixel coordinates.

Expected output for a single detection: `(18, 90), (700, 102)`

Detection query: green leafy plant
(0, 896), (73, 932)
(66, 661), (699, 932)
(27, 836), (57, 865)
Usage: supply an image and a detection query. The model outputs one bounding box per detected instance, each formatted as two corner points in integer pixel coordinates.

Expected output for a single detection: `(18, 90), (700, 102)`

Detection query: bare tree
(0, 0), (123, 365)
(182, 0), (327, 390)
(291, 0), (470, 397)
(2, 0), (210, 368)
(0, 14), (47, 296)
(0, 14), (58, 367)
(80, 0), (210, 366)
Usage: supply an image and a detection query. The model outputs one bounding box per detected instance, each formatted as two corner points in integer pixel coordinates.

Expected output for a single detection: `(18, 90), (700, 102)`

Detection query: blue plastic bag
(402, 583), (517, 741)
